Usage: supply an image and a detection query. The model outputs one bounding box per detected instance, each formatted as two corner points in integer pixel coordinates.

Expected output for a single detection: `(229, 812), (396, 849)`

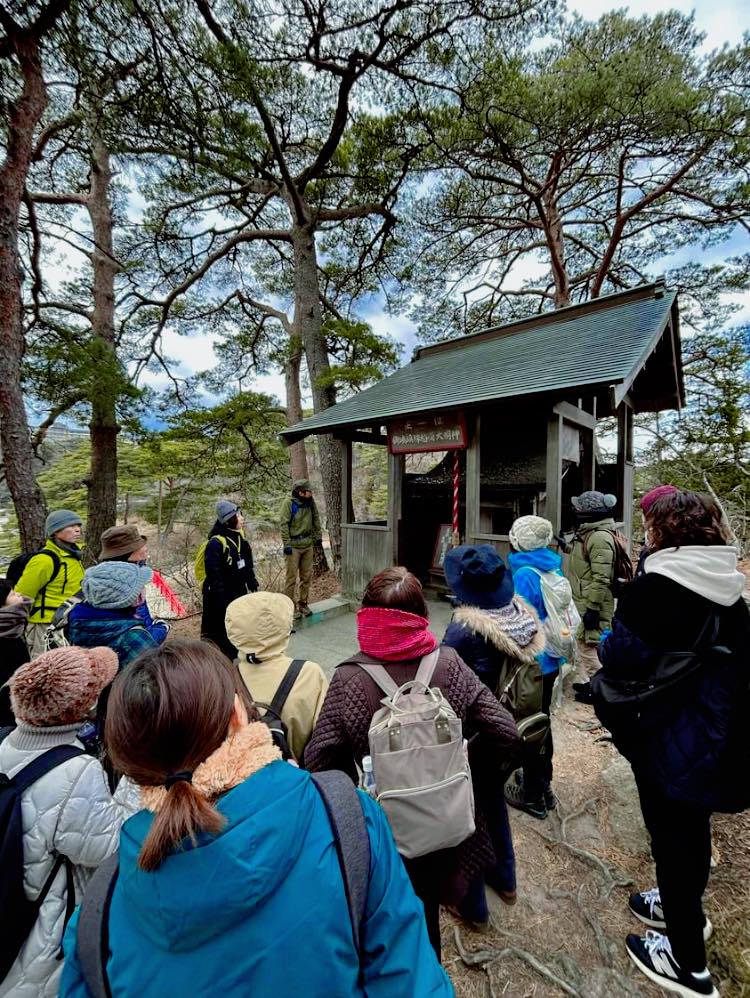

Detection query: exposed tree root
(453, 926), (581, 997)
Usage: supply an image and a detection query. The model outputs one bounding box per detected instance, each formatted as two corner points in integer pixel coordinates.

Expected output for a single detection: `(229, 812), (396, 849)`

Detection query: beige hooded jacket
(225, 592), (329, 761)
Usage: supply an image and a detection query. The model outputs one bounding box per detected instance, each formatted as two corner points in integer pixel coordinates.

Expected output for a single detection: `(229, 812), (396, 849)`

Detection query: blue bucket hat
(444, 544), (514, 610)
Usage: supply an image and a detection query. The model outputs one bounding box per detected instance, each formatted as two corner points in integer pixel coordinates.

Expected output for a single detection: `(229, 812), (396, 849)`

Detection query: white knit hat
(509, 515), (554, 552)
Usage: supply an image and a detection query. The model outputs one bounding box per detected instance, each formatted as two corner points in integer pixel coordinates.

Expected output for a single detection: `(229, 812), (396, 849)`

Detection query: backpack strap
(269, 659), (305, 717)
(310, 771), (369, 961)
(8, 745), (84, 795)
(0, 725), (14, 744)
(77, 851), (119, 998)
(355, 663), (399, 697)
(33, 550), (62, 619)
(414, 648), (441, 687)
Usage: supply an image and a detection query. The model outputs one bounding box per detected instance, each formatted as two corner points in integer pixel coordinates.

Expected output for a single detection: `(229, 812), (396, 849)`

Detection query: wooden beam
(616, 403), (634, 545)
(465, 412), (481, 542)
(544, 414), (563, 532)
(341, 439), (352, 527)
(333, 429), (388, 445)
(387, 451), (403, 564)
(552, 401), (597, 430)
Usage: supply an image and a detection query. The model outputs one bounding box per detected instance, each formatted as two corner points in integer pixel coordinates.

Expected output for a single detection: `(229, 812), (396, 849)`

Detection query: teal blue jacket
(61, 760), (453, 998)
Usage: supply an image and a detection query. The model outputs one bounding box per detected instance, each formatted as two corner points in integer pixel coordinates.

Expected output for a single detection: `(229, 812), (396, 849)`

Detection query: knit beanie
(293, 479), (312, 492)
(9, 645), (118, 726)
(509, 515), (554, 552)
(215, 500), (239, 524)
(571, 491), (617, 516)
(45, 509), (83, 538)
(640, 484), (679, 515)
(82, 561), (152, 609)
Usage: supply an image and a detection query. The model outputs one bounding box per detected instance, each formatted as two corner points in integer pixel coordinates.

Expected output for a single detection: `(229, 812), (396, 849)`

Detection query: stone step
(294, 596), (354, 627)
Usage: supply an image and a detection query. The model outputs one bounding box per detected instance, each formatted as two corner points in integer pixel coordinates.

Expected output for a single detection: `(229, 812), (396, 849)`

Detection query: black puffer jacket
(0, 602), (30, 725)
(595, 551), (750, 812)
(201, 522), (258, 659)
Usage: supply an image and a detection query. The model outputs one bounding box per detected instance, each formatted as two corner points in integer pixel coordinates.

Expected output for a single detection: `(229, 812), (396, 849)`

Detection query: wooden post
(465, 412), (480, 543)
(341, 439), (352, 572)
(544, 414), (563, 532)
(617, 403), (634, 545)
(387, 450), (403, 564)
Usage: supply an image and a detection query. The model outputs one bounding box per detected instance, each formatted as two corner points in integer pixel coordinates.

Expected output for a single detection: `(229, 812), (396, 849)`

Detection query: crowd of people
(0, 483), (747, 998)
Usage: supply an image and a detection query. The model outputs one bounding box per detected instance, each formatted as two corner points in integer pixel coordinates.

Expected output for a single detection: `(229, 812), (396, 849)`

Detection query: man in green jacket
(279, 480), (322, 618)
(15, 509), (85, 658)
(568, 491), (618, 644)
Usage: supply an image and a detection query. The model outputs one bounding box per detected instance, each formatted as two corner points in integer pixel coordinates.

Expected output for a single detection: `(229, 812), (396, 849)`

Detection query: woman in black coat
(200, 500), (258, 660)
(592, 491), (748, 998)
(0, 578), (31, 724)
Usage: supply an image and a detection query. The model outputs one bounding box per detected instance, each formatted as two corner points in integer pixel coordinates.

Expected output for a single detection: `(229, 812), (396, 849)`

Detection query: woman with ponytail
(60, 639), (450, 998)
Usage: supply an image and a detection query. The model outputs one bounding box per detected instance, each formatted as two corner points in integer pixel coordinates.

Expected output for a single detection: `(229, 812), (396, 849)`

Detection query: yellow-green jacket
(15, 539), (85, 623)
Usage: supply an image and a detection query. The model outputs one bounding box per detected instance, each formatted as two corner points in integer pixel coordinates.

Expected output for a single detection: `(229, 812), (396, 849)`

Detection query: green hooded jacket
(568, 518), (617, 619)
(279, 495), (322, 549)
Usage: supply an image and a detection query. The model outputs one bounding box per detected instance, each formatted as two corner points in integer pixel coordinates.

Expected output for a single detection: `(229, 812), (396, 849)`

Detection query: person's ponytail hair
(105, 639), (252, 872)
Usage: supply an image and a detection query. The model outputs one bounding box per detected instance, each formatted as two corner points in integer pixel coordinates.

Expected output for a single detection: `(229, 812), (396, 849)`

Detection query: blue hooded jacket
(61, 760), (452, 998)
(67, 603), (160, 669)
(507, 548), (565, 675)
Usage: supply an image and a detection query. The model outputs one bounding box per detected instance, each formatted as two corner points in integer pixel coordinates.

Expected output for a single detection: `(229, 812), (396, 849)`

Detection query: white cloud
(570, 0), (748, 49)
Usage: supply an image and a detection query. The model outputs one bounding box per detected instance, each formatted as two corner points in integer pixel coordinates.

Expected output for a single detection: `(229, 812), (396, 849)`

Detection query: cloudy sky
(123, 0), (750, 408)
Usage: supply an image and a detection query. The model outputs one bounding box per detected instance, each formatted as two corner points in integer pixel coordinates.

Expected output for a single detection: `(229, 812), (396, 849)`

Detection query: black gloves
(582, 608), (600, 631)
(283, 545), (293, 556)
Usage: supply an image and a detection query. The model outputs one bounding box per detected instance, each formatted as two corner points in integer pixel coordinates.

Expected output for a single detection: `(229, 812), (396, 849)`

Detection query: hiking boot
(504, 779), (547, 819)
(629, 889), (713, 941)
(626, 931), (719, 997)
(298, 603), (313, 617)
(543, 785), (557, 811)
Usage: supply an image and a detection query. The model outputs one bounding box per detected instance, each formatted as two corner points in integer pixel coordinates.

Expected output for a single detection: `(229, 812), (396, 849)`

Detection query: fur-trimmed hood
(450, 599), (545, 663)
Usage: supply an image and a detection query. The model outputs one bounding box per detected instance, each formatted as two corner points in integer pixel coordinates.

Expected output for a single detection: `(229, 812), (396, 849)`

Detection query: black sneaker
(629, 889), (713, 940)
(573, 681), (594, 704)
(626, 932), (718, 997)
(298, 604), (313, 618)
(543, 786), (557, 811)
(504, 779), (547, 819)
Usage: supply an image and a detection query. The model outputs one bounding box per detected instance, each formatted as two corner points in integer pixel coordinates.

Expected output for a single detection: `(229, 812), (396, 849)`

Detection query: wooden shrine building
(281, 282), (685, 596)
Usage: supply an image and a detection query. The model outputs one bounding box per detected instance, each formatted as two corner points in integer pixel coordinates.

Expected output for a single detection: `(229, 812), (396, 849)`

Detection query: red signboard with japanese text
(388, 412), (467, 454)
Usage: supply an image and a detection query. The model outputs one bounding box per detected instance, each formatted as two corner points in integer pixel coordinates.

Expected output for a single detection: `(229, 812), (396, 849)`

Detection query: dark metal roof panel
(282, 285), (677, 440)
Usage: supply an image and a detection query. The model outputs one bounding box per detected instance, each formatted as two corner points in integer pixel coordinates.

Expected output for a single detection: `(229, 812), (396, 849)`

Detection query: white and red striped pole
(452, 450), (460, 546)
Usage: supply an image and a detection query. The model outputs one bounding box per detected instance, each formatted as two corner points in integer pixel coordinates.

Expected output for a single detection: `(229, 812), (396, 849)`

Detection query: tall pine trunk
(0, 33), (49, 550)
(284, 331), (309, 481)
(291, 219), (342, 572)
(84, 132), (120, 561)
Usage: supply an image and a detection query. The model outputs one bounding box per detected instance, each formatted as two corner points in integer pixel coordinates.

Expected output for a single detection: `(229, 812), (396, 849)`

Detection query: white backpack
(44, 594), (82, 651)
(355, 650), (475, 859)
(527, 568), (580, 660)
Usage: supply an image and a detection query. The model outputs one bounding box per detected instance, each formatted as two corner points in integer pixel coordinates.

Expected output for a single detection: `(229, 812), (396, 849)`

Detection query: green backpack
(194, 536), (228, 584)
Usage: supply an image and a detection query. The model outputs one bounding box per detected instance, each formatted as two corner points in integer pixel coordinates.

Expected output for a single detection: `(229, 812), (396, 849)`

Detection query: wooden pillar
(387, 451), (403, 564)
(544, 413), (563, 532)
(617, 403), (634, 544)
(465, 412), (480, 543)
(341, 437), (352, 526)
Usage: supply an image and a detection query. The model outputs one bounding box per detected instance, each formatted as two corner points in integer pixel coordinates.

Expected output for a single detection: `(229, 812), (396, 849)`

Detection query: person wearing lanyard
(201, 500), (259, 660)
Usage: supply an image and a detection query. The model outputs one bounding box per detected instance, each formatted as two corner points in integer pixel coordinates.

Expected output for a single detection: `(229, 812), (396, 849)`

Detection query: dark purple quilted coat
(305, 645), (520, 904)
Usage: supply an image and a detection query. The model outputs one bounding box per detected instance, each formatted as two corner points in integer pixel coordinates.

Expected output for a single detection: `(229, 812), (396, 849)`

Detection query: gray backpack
(356, 650), (475, 859)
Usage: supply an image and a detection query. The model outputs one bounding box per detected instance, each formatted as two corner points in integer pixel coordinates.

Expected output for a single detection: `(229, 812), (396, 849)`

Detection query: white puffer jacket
(0, 723), (139, 998)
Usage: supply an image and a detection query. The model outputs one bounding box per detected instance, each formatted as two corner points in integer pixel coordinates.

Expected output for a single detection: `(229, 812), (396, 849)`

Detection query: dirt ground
(444, 653), (750, 998)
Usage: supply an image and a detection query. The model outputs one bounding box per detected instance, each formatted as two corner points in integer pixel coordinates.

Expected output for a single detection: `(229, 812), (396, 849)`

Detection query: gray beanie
(215, 500), (239, 524)
(46, 509), (83, 538)
(82, 562), (152, 610)
(509, 515), (554, 552)
(571, 491), (617, 515)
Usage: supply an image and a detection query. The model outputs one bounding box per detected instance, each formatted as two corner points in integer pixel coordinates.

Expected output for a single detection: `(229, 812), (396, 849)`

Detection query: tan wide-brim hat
(99, 524), (147, 560)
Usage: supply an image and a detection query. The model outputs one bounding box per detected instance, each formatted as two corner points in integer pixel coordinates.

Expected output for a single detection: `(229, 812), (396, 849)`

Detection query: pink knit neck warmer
(356, 607), (439, 662)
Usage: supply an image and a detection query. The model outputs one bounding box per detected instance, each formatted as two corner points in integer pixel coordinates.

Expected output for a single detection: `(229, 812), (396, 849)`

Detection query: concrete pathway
(287, 597), (454, 677)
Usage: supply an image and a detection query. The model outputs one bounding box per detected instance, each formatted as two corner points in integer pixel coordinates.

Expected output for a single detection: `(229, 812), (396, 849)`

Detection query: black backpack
(6, 550), (62, 615)
(239, 659), (305, 761)
(76, 770), (370, 998)
(0, 727), (83, 983)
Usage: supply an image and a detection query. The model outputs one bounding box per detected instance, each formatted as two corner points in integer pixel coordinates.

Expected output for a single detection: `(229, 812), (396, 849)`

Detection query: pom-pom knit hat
(571, 491), (617, 516)
(509, 515), (554, 552)
(82, 561), (152, 609)
(8, 645), (118, 726)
